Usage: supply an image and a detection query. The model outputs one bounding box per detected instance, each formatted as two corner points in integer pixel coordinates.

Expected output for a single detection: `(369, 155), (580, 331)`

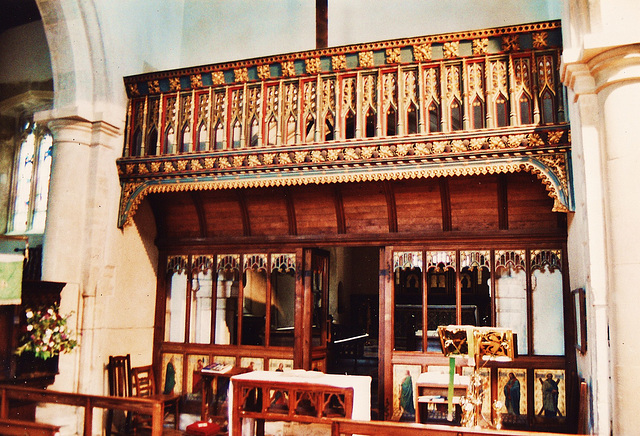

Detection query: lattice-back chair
(106, 354), (133, 436)
(131, 365), (180, 430)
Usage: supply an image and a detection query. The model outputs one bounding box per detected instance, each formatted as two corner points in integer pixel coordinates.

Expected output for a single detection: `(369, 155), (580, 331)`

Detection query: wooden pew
(0, 418), (60, 436)
(0, 385), (165, 436)
(331, 418), (581, 436)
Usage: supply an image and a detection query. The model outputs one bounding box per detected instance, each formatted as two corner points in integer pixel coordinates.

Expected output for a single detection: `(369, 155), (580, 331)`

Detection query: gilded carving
(305, 58), (321, 75)
(528, 133), (544, 147)
(248, 155), (261, 167)
(489, 137), (506, 149)
(342, 77), (356, 113)
(424, 68), (440, 101)
(278, 152), (292, 164)
(532, 32), (548, 49)
(361, 147), (375, 158)
(294, 151), (308, 163)
(303, 81), (317, 113)
(508, 134), (526, 148)
(379, 146), (393, 158)
(451, 140), (466, 152)
(501, 35), (520, 52)
(126, 164), (135, 174)
(233, 155), (245, 167)
(231, 89), (244, 120)
(311, 150), (325, 163)
(151, 162), (161, 172)
(443, 41), (459, 59)
(414, 143), (430, 155)
(204, 158), (215, 169)
(191, 75), (203, 88)
(169, 77), (180, 91)
(234, 68), (248, 83)
(362, 75), (376, 108)
(257, 64), (271, 80)
(127, 84), (140, 96)
(548, 130), (563, 144)
(401, 70), (415, 107)
(282, 61), (296, 78)
(413, 43), (432, 62)
(212, 71), (225, 85)
(218, 157), (231, 169)
(343, 148), (359, 160)
(468, 63), (484, 95)
(396, 143), (410, 156)
(359, 51), (374, 68)
(432, 141), (447, 153)
(472, 38), (488, 55)
(266, 86), (279, 115)
(538, 55), (555, 90)
(513, 58), (531, 93)
(191, 159), (202, 171)
(247, 87), (261, 115)
(386, 47), (401, 64)
(321, 78), (335, 113)
(284, 83), (298, 115)
(327, 149), (340, 161)
(148, 80), (161, 93)
(468, 138), (486, 151)
(177, 160), (188, 171)
(163, 161), (175, 172)
(332, 55), (346, 71)
(262, 153), (275, 165)
(445, 65), (461, 100)
(137, 163), (148, 174)
(490, 60), (508, 95)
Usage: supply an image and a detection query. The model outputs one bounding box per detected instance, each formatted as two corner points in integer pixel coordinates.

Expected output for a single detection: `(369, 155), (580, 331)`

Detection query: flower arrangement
(15, 304), (78, 360)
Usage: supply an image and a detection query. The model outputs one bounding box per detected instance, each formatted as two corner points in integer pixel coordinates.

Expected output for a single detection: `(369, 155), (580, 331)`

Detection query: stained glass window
(11, 122), (53, 234)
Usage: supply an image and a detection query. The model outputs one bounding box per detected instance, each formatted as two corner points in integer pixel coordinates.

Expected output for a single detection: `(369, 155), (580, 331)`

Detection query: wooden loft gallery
(117, 20), (576, 432)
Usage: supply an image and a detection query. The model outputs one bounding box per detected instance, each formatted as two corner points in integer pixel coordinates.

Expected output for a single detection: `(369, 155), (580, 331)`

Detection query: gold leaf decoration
(468, 138), (486, 151)
(332, 55), (346, 71)
(148, 80), (161, 93)
(218, 157), (231, 169)
(360, 147), (375, 158)
(204, 158), (215, 169)
(386, 47), (401, 64)
(262, 153), (276, 165)
(190, 75), (203, 88)
(327, 149), (341, 161)
(502, 35), (520, 52)
(396, 143), (411, 156)
(343, 148), (359, 160)
(232, 155), (244, 167)
(169, 77), (181, 91)
(413, 43), (432, 62)
(257, 64), (271, 80)
(150, 162), (161, 172)
(528, 133), (545, 147)
(414, 143), (430, 155)
(489, 137), (506, 149)
(163, 162), (174, 172)
(378, 146), (393, 158)
(278, 153), (292, 164)
(137, 163), (148, 174)
(191, 159), (202, 171)
(212, 71), (225, 85)
(508, 134), (526, 148)
(532, 32), (548, 49)
(305, 58), (320, 74)
(548, 130), (563, 144)
(432, 141), (448, 153)
(451, 140), (466, 152)
(248, 155), (261, 167)
(234, 68), (248, 83)
(359, 51), (374, 68)
(311, 150), (325, 163)
(127, 84), (140, 96)
(472, 38), (488, 55)
(294, 151), (308, 163)
(282, 61), (296, 77)
(177, 160), (188, 171)
(443, 41), (459, 59)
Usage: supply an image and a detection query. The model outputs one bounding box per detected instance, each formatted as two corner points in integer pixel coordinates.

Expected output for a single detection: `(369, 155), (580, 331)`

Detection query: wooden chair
(106, 354), (133, 436)
(131, 365), (180, 430)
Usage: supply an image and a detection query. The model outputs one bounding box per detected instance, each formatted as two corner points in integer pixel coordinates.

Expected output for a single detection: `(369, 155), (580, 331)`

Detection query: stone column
(39, 115), (122, 393)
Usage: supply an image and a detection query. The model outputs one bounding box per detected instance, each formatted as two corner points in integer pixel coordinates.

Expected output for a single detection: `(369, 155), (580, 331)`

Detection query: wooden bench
(0, 385), (166, 436)
(0, 418), (60, 436)
(330, 418), (583, 436)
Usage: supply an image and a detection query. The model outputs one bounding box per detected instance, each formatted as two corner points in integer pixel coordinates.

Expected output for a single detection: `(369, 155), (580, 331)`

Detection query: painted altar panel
(534, 369), (566, 423)
(497, 368), (528, 426)
(161, 353), (184, 396)
(392, 364), (421, 422)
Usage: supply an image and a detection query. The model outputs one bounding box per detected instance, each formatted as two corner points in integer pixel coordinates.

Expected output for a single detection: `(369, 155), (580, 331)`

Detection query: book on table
(201, 362), (233, 374)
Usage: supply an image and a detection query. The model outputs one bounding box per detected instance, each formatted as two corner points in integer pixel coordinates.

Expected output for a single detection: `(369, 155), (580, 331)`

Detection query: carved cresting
(118, 20), (572, 227)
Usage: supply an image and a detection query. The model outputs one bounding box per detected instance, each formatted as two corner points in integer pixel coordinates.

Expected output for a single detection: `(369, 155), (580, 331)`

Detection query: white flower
(47, 308), (54, 315)
(27, 325), (33, 331)
(26, 310), (33, 319)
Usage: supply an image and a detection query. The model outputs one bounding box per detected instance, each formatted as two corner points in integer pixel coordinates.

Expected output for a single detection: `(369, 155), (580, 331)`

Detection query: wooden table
(200, 367), (250, 422)
(229, 370), (371, 436)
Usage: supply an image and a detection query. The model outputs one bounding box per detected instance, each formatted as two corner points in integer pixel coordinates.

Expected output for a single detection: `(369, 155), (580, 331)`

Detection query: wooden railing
(330, 418), (580, 436)
(0, 385), (165, 436)
(0, 418), (60, 436)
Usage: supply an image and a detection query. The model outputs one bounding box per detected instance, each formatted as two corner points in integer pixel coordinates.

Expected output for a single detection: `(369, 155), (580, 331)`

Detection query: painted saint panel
(161, 353), (184, 396)
(534, 369), (566, 423)
(497, 368), (527, 426)
(393, 364), (421, 422)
